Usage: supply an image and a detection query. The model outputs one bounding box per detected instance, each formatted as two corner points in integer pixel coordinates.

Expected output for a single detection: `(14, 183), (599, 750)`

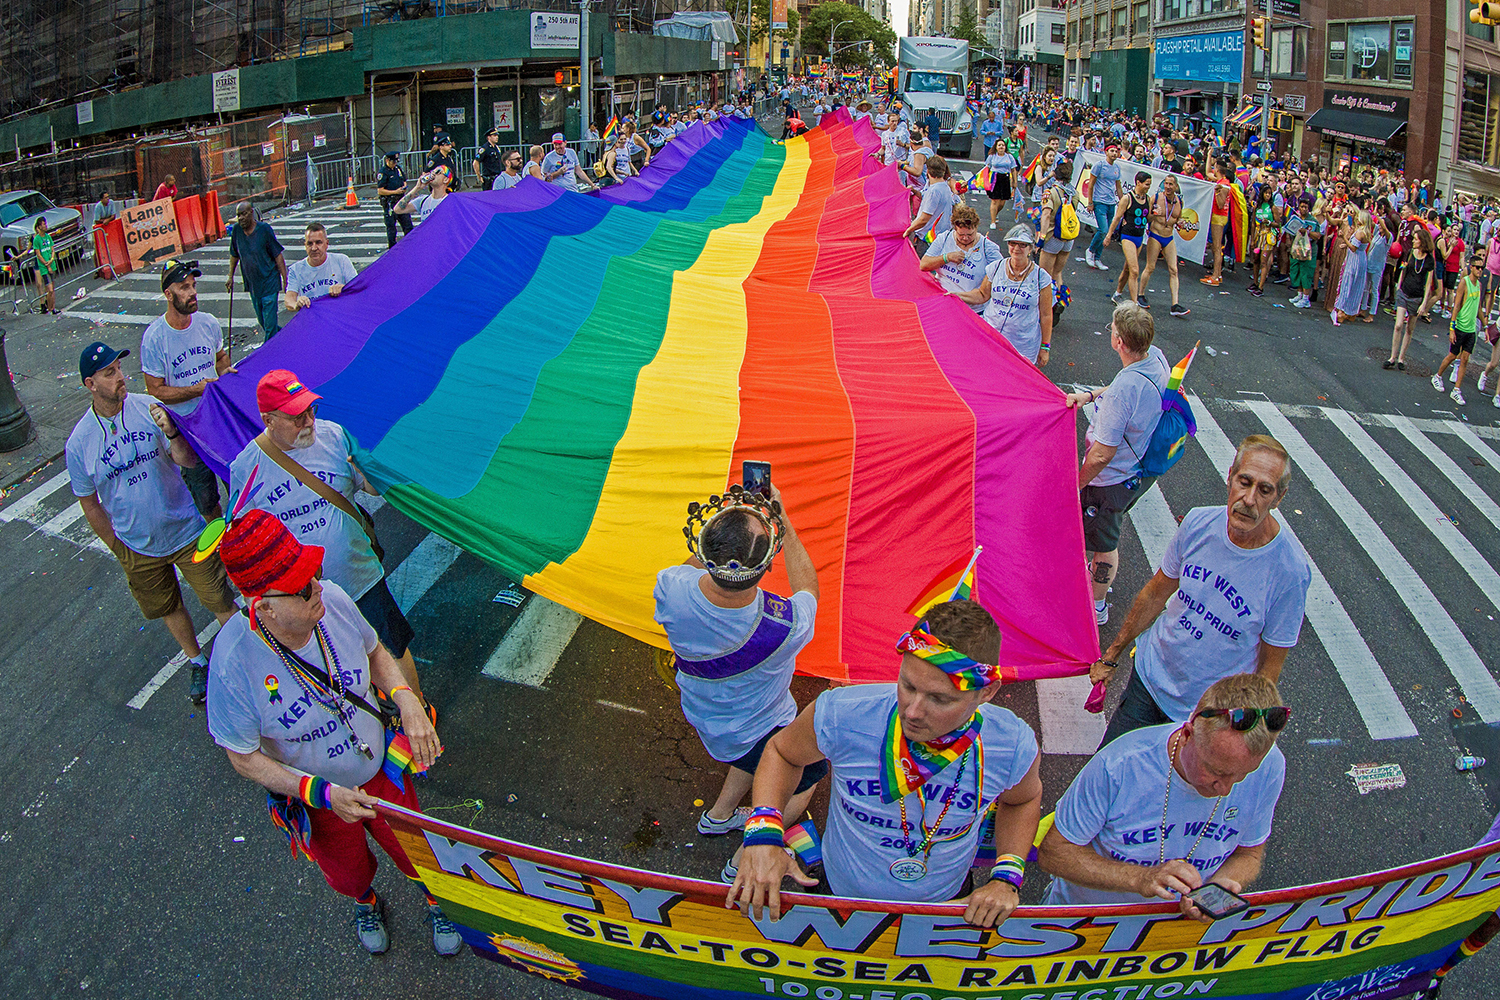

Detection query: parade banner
(384, 802), (1500, 1000)
(1073, 151), (1216, 268)
(183, 111), (1098, 684)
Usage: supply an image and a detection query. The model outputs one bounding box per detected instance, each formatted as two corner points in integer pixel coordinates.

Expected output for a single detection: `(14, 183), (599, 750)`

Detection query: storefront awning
(1227, 104), (1262, 129)
(1166, 88), (1200, 97)
(1305, 107), (1406, 146)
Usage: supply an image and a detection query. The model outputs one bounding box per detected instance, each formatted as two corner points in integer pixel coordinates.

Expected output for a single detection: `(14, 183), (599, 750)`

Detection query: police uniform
(377, 161), (412, 247)
(476, 142), (505, 190)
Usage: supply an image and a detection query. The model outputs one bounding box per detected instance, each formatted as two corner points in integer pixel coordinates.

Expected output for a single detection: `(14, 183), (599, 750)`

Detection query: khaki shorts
(110, 538), (237, 620)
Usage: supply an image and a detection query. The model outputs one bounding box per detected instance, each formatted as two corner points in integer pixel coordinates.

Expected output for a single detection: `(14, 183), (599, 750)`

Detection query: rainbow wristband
(742, 807), (786, 849)
(298, 775), (334, 810)
(991, 853), (1026, 891)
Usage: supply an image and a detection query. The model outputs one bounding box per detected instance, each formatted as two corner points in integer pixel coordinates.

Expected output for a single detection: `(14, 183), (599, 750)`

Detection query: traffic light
(554, 67), (580, 87)
(1473, 0), (1499, 23)
(1251, 17), (1269, 50)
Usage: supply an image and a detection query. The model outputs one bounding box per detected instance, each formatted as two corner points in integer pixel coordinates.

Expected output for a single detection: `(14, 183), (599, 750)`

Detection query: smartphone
(742, 460), (772, 498)
(1186, 883), (1250, 920)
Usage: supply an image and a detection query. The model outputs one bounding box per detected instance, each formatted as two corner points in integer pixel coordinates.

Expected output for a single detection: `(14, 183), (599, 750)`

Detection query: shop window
(1252, 25), (1306, 78)
(1053, 22), (1066, 43)
(1459, 71), (1500, 167)
(1325, 19), (1414, 87)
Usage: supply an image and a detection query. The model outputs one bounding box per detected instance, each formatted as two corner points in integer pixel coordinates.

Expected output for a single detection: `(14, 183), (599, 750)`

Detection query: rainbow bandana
(895, 623), (1000, 691)
(879, 705), (982, 803)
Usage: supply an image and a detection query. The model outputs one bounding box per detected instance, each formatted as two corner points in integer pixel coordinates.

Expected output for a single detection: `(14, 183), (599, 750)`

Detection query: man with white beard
(229, 369), (428, 705)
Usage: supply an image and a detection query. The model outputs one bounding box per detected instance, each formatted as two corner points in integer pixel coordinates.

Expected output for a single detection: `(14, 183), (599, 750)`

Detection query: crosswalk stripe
(1387, 415), (1500, 529)
(62, 311), (269, 330)
(1245, 399), (1500, 724)
(0, 471), (70, 523)
(1326, 407), (1500, 611)
(1451, 421), (1500, 473)
(481, 594), (583, 688)
(385, 534), (464, 615)
(1187, 396), (1417, 740)
(127, 619), (223, 710)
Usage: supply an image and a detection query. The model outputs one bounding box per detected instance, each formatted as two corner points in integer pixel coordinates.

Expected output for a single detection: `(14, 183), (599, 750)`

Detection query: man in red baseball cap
(229, 369), (428, 708)
(206, 508), (460, 956)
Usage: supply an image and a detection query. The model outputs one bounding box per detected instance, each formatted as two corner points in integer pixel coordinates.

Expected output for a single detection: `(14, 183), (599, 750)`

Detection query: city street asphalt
(1, 118), (1499, 998)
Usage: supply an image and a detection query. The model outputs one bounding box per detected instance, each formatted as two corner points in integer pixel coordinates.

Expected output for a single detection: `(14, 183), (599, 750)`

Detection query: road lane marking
(1326, 408), (1500, 611)
(1450, 420), (1500, 472)
(0, 471), (70, 522)
(1245, 399), (1500, 725)
(1189, 395), (1417, 740)
(63, 311), (269, 330)
(596, 700), (647, 715)
(1388, 415), (1500, 529)
(127, 619), (223, 710)
(482, 594), (583, 688)
(385, 533), (463, 614)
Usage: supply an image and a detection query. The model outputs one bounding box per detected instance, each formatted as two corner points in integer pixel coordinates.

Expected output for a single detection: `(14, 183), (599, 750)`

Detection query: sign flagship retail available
(1153, 31), (1245, 84)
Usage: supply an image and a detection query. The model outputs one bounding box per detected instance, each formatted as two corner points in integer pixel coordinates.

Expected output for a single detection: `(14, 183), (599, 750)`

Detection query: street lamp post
(829, 19), (855, 67)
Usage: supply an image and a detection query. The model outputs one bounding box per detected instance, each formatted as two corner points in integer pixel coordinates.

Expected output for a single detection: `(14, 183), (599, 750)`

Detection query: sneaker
(1110, 291), (1128, 305)
(1085, 252), (1099, 269)
(1137, 295), (1150, 309)
(1481, 371), (1492, 393)
(1273, 274), (1290, 284)
(1289, 294), (1301, 303)
(1493, 389), (1500, 408)
(1169, 303), (1190, 317)
(1095, 258), (1111, 271)
(188, 662), (208, 704)
(1249, 285), (1263, 297)
(1199, 276), (1221, 286)
(1094, 602), (1111, 626)
(352, 895), (390, 954)
(1452, 386), (1467, 405)
(720, 857), (739, 885)
(1432, 373), (1447, 392)
(426, 904), (463, 956)
(697, 807), (750, 836)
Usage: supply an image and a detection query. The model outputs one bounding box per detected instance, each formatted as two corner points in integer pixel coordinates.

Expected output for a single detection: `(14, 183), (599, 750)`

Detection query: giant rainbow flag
(182, 111), (1097, 682)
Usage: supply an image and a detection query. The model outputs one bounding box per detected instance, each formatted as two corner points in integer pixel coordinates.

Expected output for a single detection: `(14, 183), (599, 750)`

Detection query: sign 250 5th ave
(531, 12), (580, 48)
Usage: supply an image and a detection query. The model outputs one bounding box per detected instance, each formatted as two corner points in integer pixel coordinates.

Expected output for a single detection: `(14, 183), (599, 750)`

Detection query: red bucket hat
(218, 509), (324, 623)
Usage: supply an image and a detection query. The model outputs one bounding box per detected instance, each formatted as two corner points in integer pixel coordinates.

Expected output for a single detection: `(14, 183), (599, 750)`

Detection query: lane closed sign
(120, 198), (184, 271)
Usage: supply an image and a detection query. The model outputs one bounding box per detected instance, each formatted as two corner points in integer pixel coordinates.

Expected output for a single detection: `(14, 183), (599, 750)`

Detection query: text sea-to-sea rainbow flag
(383, 801), (1500, 1000)
(181, 111), (1098, 682)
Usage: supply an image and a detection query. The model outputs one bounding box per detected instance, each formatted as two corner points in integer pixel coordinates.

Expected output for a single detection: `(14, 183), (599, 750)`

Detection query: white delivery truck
(896, 36), (972, 157)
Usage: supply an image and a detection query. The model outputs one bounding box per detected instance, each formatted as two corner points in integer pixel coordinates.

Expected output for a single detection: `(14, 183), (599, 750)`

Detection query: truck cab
(897, 37), (972, 157)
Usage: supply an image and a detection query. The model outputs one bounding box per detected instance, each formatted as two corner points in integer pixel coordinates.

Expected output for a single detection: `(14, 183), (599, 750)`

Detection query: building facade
(1063, 0), (1153, 113)
(1438, 0), (1500, 196)
(1018, 0), (1068, 92)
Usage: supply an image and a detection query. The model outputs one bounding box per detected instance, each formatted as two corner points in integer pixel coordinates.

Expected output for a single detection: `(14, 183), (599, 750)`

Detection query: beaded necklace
(257, 621), (373, 760)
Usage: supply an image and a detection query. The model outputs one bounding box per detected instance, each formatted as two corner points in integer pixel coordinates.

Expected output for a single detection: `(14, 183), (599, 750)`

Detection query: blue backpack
(1127, 372), (1196, 479)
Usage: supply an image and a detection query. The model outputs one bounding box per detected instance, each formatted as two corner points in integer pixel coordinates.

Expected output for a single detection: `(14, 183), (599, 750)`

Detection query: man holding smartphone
(653, 474), (823, 883)
(1036, 673), (1288, 922)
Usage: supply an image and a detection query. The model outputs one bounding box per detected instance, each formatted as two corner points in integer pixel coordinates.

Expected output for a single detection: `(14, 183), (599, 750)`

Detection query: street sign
(119, 198), (183, 273)
(1257, 81), (1272, 91)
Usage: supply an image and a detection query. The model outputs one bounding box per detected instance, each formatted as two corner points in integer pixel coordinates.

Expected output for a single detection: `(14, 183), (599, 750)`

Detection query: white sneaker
(1493, 389), (1500, 408)
(1433, 373), (1447, 392)
(1480, 370), (1491, 393)
(1097, 258), (1112, 271)
(1453, 386), (1467, 405)
(1094, 602), (1111, 626)
(1288, 294), (1301, 303)
(697, 807), (750, 836)
(1085, 252), (1099, 269)
(989, 222), (997, 230)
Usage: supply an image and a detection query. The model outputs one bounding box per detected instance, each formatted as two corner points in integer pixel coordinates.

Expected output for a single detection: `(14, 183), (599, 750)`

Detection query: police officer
(376, 152), (411, 249)
(474, 127), (505, 190)
(425, 134), (460, 190)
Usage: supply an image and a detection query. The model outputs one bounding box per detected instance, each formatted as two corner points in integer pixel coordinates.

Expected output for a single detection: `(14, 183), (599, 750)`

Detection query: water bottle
(1456, 755), (1487, 771)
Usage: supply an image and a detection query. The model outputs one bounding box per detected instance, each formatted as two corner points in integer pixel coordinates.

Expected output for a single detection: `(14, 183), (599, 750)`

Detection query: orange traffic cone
(344, 176), (358, 209)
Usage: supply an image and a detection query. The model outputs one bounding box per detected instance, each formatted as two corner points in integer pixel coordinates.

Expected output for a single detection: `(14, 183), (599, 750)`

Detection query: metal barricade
(5, 228), (96, 315)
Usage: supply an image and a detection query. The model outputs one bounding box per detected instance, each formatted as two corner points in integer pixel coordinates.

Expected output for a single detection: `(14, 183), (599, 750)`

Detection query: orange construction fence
(174, 195), (205, 250)
(202, 191), (224, 240)
(94, 217), (130, 279)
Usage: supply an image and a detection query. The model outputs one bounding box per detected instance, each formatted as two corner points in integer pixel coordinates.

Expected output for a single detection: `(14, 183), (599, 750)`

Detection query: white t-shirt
(927, 231), (1003, 313)
(1084, 345), (1170, 486)
(814, 685), (1038, 902)
(1045, 722), (1285, 906)
(65, 394), (204, 557)
(139, 312), (223, 416)
(411, 193), (449, 225)
(919, 182), (960, 241)
(543, 149), (582, 191)
(1137, 506), (1312, 720)
(285, 253), (357, 303)
(492, 172), (524, 191)
(653, 566), (815, 762)
(881, 125), (909, 165)
(982, 258), (1054, 363)
(229, 420), (384, 603)
(207, 581), (386, 789)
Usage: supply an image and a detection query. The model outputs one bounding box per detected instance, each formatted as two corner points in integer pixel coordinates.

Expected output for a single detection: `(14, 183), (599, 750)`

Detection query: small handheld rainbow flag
(1056, 283), (1071, 308)
(382, 729), (438, 791)
(1022, 152), (1043, 183)
(922, 216), (940, 243)
(1166, 341), (1199, 392)
(600, 116), (619, 146)
(975, 165), (994, 193)
(783, 821), (823, 867)
(905, 546), (982, 617)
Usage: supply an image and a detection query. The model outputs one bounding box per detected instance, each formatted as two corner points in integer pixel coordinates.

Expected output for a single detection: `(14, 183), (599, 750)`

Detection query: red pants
(305, 768), (422, 899)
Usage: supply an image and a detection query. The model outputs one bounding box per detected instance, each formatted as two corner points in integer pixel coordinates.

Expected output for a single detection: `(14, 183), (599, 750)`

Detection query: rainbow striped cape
(180, 111), (1098, 684)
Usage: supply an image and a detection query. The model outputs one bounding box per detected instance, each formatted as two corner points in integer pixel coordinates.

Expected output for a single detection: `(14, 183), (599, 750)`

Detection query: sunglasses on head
(1196, 706), (1291, 732)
